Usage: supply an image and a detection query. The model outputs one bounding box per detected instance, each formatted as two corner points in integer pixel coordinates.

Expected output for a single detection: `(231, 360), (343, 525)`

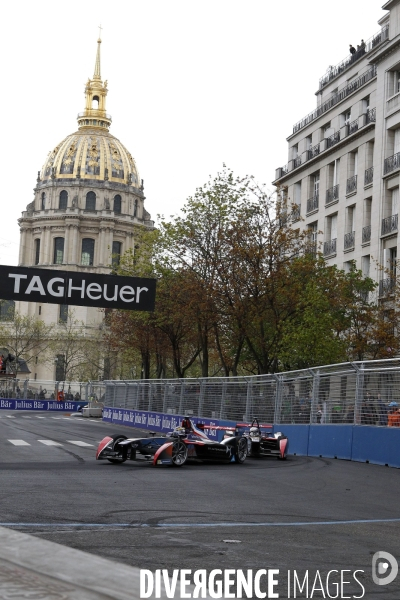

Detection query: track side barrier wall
(103, 407), (400, 467)
(0, 399), (87, 412)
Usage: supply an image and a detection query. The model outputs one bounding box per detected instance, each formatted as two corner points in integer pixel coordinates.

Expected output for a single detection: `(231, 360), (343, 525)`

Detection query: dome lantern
(77, 35), (112, 131)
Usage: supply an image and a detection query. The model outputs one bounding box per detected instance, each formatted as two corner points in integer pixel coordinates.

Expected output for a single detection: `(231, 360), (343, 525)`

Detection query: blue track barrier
(0, 399), (87, 412)
(103, 407), (400, 468)
(308, 424), (353, 459)
(351, 426), (400, 468)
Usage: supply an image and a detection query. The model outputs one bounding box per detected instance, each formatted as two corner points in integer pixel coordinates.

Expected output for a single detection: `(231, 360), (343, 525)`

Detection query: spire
(93, 27), (102, 80)
(77, 29), (112, 131)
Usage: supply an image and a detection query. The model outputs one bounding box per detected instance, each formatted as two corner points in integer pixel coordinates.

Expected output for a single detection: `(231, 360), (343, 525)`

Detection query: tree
(49, 309), (91, 381)
(0, 312), (54, 375)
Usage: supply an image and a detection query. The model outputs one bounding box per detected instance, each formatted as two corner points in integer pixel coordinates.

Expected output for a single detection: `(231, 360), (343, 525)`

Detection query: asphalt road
(0, 410), (399, 599)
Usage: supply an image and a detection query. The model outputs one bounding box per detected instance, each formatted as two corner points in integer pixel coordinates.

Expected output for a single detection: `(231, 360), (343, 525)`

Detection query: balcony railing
(293, 66), (377, 134)
(346, 175), (357, 194)
(307, 143), (320, 160)
(326, 131), (340, 148)
(362, 225), (371, 243)
(381, 214), (398, 235)
(366, 107), (376, 124)
(318, 25), (389, 90)
(324, 238), (337, 256)
(379, 277), (396, 297)
(344, 231), (355, 250)
(326, 184), (339, 204)
(306, 193), (319, 213)
(384, 152), (400, 175)
(281, 164), (289, 176)
(293, 156), (302, 169)
(364, 166), (373, 186)
(348, 119), (359, 135)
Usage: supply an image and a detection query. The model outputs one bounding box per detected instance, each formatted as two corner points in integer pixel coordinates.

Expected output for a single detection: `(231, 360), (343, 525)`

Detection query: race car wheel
(107, 435), (127, 463)
(235, 437), (248, 464)
(171, 440), (188, 467)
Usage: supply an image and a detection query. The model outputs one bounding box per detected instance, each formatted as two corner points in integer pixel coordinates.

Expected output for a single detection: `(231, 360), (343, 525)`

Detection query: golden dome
(39, 37), (140, 188)
(40, 129), (140, 186)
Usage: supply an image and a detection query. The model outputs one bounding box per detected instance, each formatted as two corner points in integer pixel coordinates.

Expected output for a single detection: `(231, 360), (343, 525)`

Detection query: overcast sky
(0, 0), (381, 265)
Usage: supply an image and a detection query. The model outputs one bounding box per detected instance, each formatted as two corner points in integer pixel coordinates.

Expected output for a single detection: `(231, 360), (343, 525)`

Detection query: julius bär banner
(0, 265), (156, 311)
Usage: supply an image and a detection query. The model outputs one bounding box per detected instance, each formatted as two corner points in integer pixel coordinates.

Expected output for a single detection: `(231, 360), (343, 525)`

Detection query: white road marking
(38, 440), (63, 446)
(6, 416), (15, 419)
(51, 417), (62, 419)
(8, 440), (30, 446)
(67, 441), (94, 447)
(36, 416), (46, 419)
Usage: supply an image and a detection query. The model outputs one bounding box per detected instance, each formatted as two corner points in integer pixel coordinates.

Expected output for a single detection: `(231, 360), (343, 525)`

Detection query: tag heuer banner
(0, 265), (156, 311)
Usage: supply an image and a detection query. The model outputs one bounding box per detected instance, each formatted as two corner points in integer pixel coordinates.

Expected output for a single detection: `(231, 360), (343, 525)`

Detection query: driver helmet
(224, 430), (235, 438)
(173, 426), (186, 436)
(250, 426), (260, 437)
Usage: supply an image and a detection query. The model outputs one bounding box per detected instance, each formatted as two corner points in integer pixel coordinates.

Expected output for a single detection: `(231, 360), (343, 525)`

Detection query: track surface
(0, 411), (399, 598)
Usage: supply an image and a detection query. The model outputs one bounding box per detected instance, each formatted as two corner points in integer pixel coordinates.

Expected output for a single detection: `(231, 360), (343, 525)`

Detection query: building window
(34, 239), (40, 265)
(112, 241), (122, 267)
(81, 238), (95, 266)
(38, 306), (42, 316)
(59, 190), (68, 210)
(55, 354), (66, 381)
(341, 110), (351, 127)
(134, 199), (138, 217)
(85, 191), (96, 211)
(41, 192), (46, 210)
(361, 255), (370, 277)
(53, 237), (64, 264)
(59, 305), (68, 323)
(0, 300), (15, 321)
(114, 195), (122, 214)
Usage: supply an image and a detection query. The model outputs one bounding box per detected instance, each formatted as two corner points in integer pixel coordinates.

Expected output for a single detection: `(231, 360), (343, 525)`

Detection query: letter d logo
(372, 551), (398, 585)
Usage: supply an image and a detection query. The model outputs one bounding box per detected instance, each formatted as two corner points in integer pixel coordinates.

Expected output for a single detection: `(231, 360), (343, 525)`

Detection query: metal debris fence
(104, 359), (400, 427)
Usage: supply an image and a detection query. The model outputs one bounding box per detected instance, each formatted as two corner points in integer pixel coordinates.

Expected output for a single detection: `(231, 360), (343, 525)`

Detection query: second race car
(96, 417), (248, 467)
(236, 417), (289, 460)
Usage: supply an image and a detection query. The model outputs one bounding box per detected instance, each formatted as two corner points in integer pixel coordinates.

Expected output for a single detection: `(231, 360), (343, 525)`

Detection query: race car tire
(171, 440), (188, 467)
(235, 437), (248, 464)
(107, 435), (128, 463)
(277, 455), (287, 461)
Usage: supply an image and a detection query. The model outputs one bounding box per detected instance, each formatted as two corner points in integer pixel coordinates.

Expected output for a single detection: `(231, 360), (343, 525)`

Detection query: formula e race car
(96, 417), (248, 467)
(236, 418), (289, 460)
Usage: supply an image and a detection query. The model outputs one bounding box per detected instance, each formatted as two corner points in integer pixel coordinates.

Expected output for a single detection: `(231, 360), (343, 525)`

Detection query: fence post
(162, 383), (168, 413)
(23, 379), (28, 400)
(310, 369), (320, 424)
(273, 375), (283, 424)
(353, 362), (364, 425)
(178, 380), (185, 415)
(219, 379), (227, 419)
(245, 379), (252, 421)
(124, 382), (129, 408)
(147, 382), (152, 411)
(198, 380), (205, 417)
(134, 382), (139, 409)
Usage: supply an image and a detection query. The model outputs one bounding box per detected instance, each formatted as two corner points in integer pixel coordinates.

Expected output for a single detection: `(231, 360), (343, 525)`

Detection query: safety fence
(103, 359), (400, 428)
(0, 378), (106, 404)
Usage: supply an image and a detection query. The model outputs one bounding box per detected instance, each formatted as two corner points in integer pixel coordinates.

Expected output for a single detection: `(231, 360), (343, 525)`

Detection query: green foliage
(106, 168), (396, 376)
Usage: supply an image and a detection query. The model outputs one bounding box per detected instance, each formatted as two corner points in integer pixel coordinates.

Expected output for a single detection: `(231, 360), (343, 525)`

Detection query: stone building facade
(16, 37), (153, 380)
(273, 0), (400, 296)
